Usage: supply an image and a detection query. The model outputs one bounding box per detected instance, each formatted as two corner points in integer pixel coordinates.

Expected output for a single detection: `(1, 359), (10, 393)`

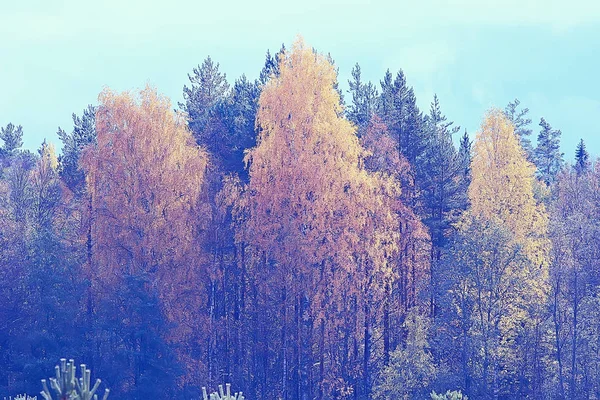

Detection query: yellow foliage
(39, 141), (58, 171)
(245, 37), (401, 296)
(469, 109), (550, 279)
(81, 85), (209, 340)
(242, 37), (413, 395)
(458, 109), (551, 383)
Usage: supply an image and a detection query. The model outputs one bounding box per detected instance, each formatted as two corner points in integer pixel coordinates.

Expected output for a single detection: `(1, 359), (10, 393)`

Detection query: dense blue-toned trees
(2, 38), (596, 400)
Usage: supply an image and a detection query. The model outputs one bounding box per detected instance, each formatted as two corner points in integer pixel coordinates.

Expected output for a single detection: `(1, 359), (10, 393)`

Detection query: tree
(504, 99), (533, 160)
(549, 165), (600, 399)
(40, 358), (110, 400)
(202, 383), (245, 400)
(469, 110), (549, 269)
(420, 95), (465, 254)
(0, 138), (88, 397)
(244, 37), (406, 399)
(80, 86), (210, 388)
(456, 129), (472, 214)
(360, 115), (432, 366)
(30, 141), (61, 231)
(82, 85), (208, 284)
(92, 273), (181, 399)
(416, 95), (468, 321)
(258, 45), (285, 86)
(220, 75), (260, 175)
(373, 312), (436, 400)
(180, 57), (261, 176)
(534, 117), (563, 185)
(574, 139), (590, 176)
(347, 63), (378, 130)
(377, 69), (425, 170)
(180, 57), (230, 145)
(0, 123), (24, 154)
(446, 216), (533, 398)
(458, 130), (472, 184)
(360, 115), (416, 204)
(461, 109), (550, 397)
(57, 105), (97, 195)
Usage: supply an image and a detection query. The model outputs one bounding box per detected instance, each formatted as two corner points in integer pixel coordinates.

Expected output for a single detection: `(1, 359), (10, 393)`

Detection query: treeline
(0, 37), (597, 399)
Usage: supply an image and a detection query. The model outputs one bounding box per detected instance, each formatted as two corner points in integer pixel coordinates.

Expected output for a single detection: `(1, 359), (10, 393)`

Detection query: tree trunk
(363, 303), (371, 398)
(570, 269), (579, 399)
(282, 285), (288, 400)
(553, 281), (566, 399)
(319, 317), (325, 400)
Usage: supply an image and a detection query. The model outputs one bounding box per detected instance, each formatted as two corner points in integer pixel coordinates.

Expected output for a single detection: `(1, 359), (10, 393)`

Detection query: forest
(0, 37), (597, 399)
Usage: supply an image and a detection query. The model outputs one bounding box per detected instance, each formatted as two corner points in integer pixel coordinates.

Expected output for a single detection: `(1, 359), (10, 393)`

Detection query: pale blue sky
(1, 0), (599, 159)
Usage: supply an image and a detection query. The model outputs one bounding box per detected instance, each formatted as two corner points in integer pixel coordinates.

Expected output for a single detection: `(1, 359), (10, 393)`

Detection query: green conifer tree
(57, 105), (97, 195)
(504, 99), (533, 159)
(0, 123), (24, 154)
(534, 117), (564, 185)
(574, 138), (590, 176)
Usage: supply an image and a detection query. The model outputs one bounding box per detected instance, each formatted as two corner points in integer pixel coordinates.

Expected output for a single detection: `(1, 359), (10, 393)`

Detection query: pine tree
(180, 56), (230, 147)
(377, 69), (425, 168)
(534, 117), (563, 185)
(258, 50), (277, 85)
(0, 123), (24, 154)
(378, 70), (395, 123)
(574, 138), (590, 176)
(421, 95), (463, 249)
(504, 99), (533, 159)
(431, 390), (468, 399)
(30, 140), (60, 231)
(219, 75), (260, 175)
(347, 63), (378, 130)
(57, 105), (97, 195)
(458, 129), (472, 185)
(419, 96), (466, 318)
(258, 44), (285, 86)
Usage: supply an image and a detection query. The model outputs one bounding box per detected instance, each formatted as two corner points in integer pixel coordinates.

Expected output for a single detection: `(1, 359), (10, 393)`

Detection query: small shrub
(202, 383), (244, 400)
(39, 358), (109, 400)
(430, 390), (468, 400)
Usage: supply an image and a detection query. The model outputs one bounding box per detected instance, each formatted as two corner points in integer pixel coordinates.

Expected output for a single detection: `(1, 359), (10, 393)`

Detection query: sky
(1, 0), (599, 160)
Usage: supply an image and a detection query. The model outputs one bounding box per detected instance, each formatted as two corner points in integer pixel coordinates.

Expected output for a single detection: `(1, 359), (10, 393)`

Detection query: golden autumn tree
(82, 85), (208, 291)
(469, 109), (549, 270)
(450, 109), (550, 396)
(80, 86), (210, 389)
(243, 37), (411, 399)
(467, 109), (550, 318)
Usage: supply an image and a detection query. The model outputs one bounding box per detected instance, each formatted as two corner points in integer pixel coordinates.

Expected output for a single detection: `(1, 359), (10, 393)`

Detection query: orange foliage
(246, 38), (398, 305)
(80, 86), (210, 342)
(243, 37), (423, 395)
